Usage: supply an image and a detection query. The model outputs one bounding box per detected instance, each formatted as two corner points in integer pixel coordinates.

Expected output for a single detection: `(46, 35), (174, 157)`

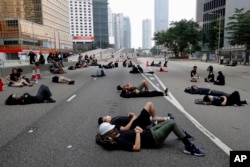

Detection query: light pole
(209, 12), (222, 63)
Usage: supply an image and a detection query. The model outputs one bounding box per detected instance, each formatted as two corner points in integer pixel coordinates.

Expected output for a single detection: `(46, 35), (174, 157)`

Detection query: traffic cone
(157, 66), (168, 72)
(0, 78), (3, 91)
(36, 65), (41, 79)
(31, 65), (37, 81)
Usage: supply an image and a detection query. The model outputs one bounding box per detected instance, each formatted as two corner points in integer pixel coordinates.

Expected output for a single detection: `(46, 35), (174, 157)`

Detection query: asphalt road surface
(0, 53), (249, 167)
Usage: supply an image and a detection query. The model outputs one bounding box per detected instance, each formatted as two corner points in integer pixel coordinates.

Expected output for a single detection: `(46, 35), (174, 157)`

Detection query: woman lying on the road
(197, 91), (247, 106)
(184, 85), (229, 96)
(96, 121), (205, 156)
(5, 84), (56, 105)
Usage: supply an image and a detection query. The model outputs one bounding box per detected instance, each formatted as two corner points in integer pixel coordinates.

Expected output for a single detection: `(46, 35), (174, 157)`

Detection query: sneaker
(183, 130), (195, 141)
(45, 98), (56, 103)
(183, 144), (205, 157)
(167, 113), (175, 120)
(243, 99), (248, 105)
(68, 80), (75, 85)
(164, 88), (168, 95)
(151, 120), (158, 126)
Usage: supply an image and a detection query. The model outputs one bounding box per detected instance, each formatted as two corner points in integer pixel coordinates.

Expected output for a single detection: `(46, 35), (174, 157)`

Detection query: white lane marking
(141, 72), (232, 156)
(67, 95), (76, 102)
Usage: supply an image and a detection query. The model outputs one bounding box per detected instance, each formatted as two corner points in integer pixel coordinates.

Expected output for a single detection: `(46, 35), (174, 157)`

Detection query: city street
(0, 54), (249, 167)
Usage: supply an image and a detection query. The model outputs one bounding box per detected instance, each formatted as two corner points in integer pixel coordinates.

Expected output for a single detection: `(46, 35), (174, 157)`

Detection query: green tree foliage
(153, 19), (202, 57)
(226, 8), (250, 50)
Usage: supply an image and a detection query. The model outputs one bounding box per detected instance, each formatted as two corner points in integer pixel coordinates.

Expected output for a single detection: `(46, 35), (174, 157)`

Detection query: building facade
(0, 0), (73, 59)
(142, 19), (152, 50)
(92, 0), (109, 49)
(69, 0), (94, 44)
(123, 17), (131, 49)
(154, 0), (169, 33)
(112, 13), (124, 51)
(196, 0), (250, 62)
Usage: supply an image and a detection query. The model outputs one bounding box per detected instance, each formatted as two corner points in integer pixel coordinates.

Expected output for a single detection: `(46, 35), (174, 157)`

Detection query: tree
(153, 19), (202, 57)
(226, 8), (250, 51)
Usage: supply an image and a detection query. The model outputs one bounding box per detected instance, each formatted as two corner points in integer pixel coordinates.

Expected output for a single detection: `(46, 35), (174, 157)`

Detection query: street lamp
(209, 12), (222, 63)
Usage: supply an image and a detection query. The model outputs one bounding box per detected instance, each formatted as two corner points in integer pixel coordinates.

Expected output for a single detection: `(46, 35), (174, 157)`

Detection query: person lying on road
(96, 120), (205, 156)
(197, 91), (247, 106)
(5, 84), (56, 105)
(184, 85), (229, 96)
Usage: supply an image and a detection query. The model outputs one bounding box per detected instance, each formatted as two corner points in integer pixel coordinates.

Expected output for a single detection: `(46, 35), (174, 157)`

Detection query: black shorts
(131, 108), (151, 129)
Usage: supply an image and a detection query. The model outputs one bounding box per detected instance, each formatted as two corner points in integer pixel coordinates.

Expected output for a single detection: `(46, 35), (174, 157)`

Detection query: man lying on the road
(184, 85), (229, 96)
(120, 87), (168, 98)
(98, 101), (194, 139)
(195, 91), (248, 106)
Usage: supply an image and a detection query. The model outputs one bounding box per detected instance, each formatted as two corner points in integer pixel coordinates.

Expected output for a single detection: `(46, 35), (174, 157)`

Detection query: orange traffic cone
(36, 65), (41, 79)
(31, 65), (37, 81)
(0, 78), (3, 91)
(158, 66), (168, 72)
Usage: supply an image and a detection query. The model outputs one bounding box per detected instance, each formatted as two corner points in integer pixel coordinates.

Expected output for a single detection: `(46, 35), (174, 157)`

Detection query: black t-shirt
(52, 76), (59, 83)
(114, 130), (155, 151)
(111, 116), (132, 131)
(212, 96), (224, 106)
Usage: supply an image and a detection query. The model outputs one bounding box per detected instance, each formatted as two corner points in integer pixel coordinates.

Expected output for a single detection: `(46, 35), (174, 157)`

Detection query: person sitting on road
(129, 64), (140, 73)
(5, 84), (56, 105)
(117, 80), (149, 92)
(16, 67), (31, 85)
(91, 66), (106, 77)
(204, 65), (214, 83)
(96, 120), (205, 156)
(120, 87), (168, 98)
(6, 68), (33, 87)
(190, 66), (199, 82)
(52, 75), (75, 85)
(213, 71), (225, 85)
(202, 91), (247, 106)
(184, 85), (229, 96)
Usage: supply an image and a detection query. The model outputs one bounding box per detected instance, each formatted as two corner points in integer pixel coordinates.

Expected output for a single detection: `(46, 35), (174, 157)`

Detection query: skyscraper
(93, 0), (109, 48)
(142, 19), (152, 50)
(154, 0), (169, 33)
(123, 17), (131, 49)
(112, 13), (123, 51)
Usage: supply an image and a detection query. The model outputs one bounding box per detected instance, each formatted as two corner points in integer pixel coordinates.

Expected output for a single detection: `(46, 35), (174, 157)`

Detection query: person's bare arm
(119, 114), (137, 131)
(133, 126), (142, 151)
(221, 96), (227, 106)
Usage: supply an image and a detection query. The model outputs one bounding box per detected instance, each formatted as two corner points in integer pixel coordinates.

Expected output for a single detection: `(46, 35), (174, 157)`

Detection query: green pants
(150, 120), (186, 147)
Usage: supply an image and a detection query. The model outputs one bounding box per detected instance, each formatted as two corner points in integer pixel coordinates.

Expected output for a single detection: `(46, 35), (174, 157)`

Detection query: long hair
(5, 94), (18, 105)
(95, 134), (118, 150)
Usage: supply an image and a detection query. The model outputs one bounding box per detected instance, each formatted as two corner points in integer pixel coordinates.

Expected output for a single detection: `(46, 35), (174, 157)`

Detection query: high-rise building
(123, 17), (131, 49)
(69, 0), (94, 44)
(0, 0), (72, 58)
(108, 7), (114, 45)
(196, 0), (250, 62)
(112, 13), (123, 51)
(142, 19), (152, 50)
(196, 0), (226, 51)
(154, 0), (169, 33)
(93, 0), (109, 49)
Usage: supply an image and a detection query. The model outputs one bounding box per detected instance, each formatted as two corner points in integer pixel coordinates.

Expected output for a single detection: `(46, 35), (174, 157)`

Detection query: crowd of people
(5, 53), (249, 159)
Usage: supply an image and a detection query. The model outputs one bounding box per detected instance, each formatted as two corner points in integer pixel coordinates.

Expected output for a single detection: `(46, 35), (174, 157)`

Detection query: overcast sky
(108, 0), (197, 48)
